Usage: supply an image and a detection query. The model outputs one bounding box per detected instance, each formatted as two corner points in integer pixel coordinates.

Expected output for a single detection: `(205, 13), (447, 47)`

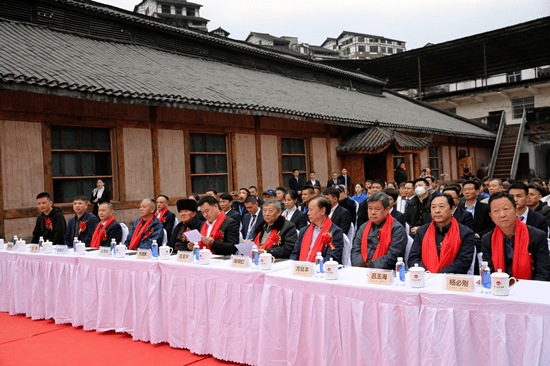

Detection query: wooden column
(385, 148), (394, 184)
(184, 130), (192, 194)
(0, 125), (4, 239)
(413, 153), (421, 179)
(115, 126), (126, 202)
(325, 126), (332, 183)
(254, 116), (263, 193)
(41, 122), (53, 196)
(150, 106), (160, 198)
(230, 133), (238, 191)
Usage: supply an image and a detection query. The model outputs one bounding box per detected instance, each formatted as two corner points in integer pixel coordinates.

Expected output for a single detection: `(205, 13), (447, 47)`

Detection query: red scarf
(129, 216), (154, 250)
(90, 216), (116, 248)
(200, 211), (226, 251)
(299, 217), (333, 262)
(157, 208), (168, 223)
(491, 218), (532, 280)
(361, 213), (393, 263)
(421, 218), (461, 273)
(254, 229), (280, 250)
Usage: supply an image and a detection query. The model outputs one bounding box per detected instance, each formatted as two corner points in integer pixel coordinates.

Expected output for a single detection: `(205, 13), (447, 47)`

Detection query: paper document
(235, 241), (254, 257)
(183, 229), (202, 243)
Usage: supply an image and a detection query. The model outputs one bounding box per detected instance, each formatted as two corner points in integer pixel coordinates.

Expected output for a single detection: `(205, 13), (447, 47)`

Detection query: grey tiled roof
(337, 127), (432, 153)
(0, 20), (494, 139)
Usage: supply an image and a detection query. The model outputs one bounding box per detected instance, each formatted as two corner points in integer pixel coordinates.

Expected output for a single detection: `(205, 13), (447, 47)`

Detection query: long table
(2, 248), (550, 366)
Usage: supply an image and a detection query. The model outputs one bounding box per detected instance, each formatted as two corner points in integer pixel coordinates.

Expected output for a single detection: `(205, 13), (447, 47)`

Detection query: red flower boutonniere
(101, 231), (108, 242)
(79, 221), (87, 235)
(143, 228), (154, 240)
(269, 231), (281, 246)
(159, 216), (166, 223)
(45, 218), (53, 231)
(212, 231), (224, 241)
(321, 231), (335, 251)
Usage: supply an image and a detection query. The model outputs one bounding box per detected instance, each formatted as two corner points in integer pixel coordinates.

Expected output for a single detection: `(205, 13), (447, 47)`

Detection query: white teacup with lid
(323, 257), (343, 280)
(409, 263), (432, 288)
(199, 248), (212, 264)
(159, 245), (173, 260)
(115, 243), (126, 258)
(491, 269), (517, 296)
(259, 252), (275, 270)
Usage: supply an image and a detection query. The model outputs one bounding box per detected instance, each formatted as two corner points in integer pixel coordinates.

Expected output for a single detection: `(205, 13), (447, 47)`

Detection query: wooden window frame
(511, 96), (534, 119)
(429, 146), (440, 180)
(188, 133), (231, 194)
(279, 137), (310, 188)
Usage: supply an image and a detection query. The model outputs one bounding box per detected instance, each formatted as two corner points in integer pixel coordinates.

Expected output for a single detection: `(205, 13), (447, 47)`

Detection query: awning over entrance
(337, 127), (432, 154)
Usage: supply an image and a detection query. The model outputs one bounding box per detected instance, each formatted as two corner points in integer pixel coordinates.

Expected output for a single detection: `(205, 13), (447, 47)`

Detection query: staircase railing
(510, 108), (527, 180)
(488, 111), (506, 178)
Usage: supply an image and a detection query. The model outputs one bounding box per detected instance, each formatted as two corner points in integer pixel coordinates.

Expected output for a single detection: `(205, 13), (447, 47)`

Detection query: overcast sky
(97, 0), (549, 50)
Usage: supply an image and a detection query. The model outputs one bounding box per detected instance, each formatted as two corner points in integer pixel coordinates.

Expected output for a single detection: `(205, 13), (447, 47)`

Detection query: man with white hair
(124, 198), (164, 249)
(254, 199), (297, 258)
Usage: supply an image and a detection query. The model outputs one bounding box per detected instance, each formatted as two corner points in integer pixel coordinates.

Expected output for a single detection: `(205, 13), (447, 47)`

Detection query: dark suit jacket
(168, 214), (205, 252)
(453, 206), (474, 233)
(253, 215), (297, 258)
(64, 211), (99, 246)
(391, 208), (407, 229)
(209, 216), (240, 255)
(326, 179), (339, 188)
(158, 210), (176, 242)
(331, 204), (351, 234)
(225, 208), (242, 223)
(290, 222), (344, 263)
(289, 177), (303, 193)
(337, 174), (352, 189)
(241, 210), (264, 240)
(98, 219), (123, 246)
(91, 188), (110, 217)
(458, 201), (494, 239)
(307, 179), (321, 188)
(481, 225), (550, 281)
(287, 209), (308, 230)
(231, 201), (246, 217)
(408, 221), (475, 274)
(340, 197), (357, 227)
(526, 209), (548, 234)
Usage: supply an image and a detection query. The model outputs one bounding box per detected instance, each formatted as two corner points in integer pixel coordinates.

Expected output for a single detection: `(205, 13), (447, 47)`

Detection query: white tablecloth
(259, 267), (421, 366)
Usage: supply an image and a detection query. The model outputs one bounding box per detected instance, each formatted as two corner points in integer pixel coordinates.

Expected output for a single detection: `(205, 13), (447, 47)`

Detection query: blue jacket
(290, 222), (344, 264)
(124, 216), (164, 249)
(64, 211), (99, 247)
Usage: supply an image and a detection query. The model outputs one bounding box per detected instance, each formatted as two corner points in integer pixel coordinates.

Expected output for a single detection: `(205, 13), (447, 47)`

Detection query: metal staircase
(488, 110), (527, 179)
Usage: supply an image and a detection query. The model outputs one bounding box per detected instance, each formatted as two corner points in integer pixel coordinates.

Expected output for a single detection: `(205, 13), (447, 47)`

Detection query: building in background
(330, 31), (406, 60)
(134, 0), (209, 31)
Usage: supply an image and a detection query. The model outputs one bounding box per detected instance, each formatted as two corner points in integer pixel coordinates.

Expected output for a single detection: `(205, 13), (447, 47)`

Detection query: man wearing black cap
(461, 167), (475, 180)
(168, 199), (205, 252)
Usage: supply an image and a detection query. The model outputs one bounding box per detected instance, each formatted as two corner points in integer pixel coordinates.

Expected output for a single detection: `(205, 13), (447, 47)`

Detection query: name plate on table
(445, 275), (474, 292)
(292, 262), (314, 277)
(98, 247), (111, 257)
(56, 245), (69, 254)
(6, 243), (14, 251)
(30, 244), (40, 253)
(136, 249), (150, 260)
(231, 255), (249, 268)
(177, 251), (192, 263)
(367, 269), (394, 285)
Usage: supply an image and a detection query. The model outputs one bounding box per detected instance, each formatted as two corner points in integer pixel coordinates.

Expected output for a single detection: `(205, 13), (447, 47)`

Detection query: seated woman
(351, 183), (367, 204)
(282, 190), (308, 230)
(407, 193), (475, 274)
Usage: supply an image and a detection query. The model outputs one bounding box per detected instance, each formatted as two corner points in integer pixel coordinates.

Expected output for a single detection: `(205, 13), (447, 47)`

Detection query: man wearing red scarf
(481, 192), (550, 281)
(124, 199), (164, 250)
(198, 195), (240, 255)
(90, 202), (122, 248)
(290, 197), (344, 263)
(408, 194), (475, 274)
(351, 192), (407, 269)
(253, 199), (297, 258)
(156, 195), (176, 242)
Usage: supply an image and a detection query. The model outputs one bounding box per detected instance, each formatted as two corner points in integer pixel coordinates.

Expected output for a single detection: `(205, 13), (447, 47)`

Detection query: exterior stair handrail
(488, 111), (506, 178)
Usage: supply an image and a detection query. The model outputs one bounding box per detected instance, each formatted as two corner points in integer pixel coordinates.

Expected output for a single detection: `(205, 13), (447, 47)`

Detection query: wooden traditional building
(0, 0), (494, 240)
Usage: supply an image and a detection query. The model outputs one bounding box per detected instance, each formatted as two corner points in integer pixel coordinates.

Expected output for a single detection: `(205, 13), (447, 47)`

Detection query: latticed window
(511, 96), (534, 119)
(189, 134), (228, 194)
(429, 147), (440, 179)
(281, 138), (307, 188)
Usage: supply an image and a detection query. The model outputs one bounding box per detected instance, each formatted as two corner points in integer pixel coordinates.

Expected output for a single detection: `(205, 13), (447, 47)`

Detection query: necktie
(405, 198), (410, 211)
(246, 214), (257, 240)
(518, 215), (524, 222)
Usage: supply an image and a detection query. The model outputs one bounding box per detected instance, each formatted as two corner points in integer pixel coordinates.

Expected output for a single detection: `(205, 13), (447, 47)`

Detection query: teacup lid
(409, 263), (425, 272)
(325, 257), (337, 265)
(491, 268), (509, 278)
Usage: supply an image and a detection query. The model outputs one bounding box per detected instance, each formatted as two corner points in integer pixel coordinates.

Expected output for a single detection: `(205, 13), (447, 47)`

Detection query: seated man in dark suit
(198, 195), (240, 255)
(231, 188), (249, 217)
(323, 187), (351, 234)
(383, 188), (407, 229)
(300, 185), (315, 213)
(408, 194), (475, 274)
(357, 179), (386, 228)
(509, 182), (548, 235)
(156, 194), (176, 242)
(90, 202), (122, 248)
(282, 190), (308, 230)
(291, 197), (344, 263)
(219, 192), (242, 223)
(125, 199), (164, 250)
(169, 199), (205, 252)
(458, 180), (494, 239)
(527, 184), (550, 232)
(242, 195), (264, 240)
(442, 185), (474, 232)
(481, 192), (550, 281)
(337, 185), (357, 226)
(247, 186), (264, 207)
(64, 195), (99, 247)
(327, 172), (339, 189)
(254, 199), (297, 258)
(351, 192), (407, 269)
(288, 169), (303, 196)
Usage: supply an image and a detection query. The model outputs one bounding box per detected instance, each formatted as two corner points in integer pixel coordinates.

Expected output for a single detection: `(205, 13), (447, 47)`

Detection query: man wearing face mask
(406, 178), (433, 237)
